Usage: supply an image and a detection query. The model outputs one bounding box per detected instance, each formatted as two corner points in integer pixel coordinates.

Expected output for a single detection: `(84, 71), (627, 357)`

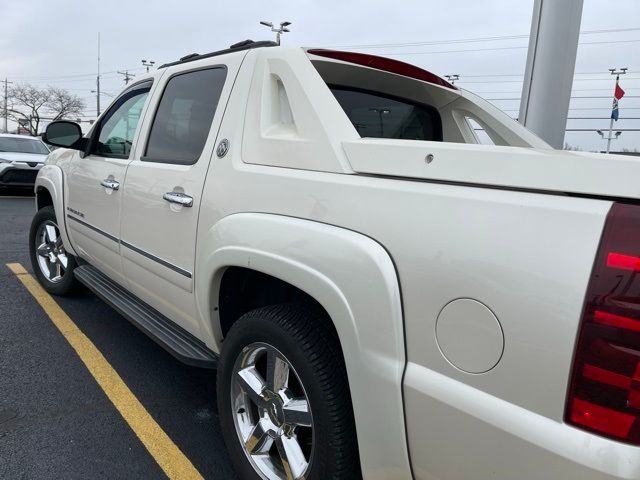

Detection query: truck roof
(159, 39), (278, 69)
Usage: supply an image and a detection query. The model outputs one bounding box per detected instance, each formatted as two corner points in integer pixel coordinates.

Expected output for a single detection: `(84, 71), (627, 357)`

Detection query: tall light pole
(141, 59), (155, 73)
(3, 78), (13, 133)
(96, 32), (101, 117)
(260, 21), (291, 45)
(604, 67), (628, 154)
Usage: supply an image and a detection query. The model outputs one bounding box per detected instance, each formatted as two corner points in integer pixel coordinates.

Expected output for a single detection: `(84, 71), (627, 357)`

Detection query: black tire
(29, 206), (78, 295)
(217, 303), (361, 480)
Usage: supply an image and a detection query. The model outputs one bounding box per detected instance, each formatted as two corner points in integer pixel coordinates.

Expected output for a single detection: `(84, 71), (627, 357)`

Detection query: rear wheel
(29, 206), (78, 295)
(217, 304), (361, 480)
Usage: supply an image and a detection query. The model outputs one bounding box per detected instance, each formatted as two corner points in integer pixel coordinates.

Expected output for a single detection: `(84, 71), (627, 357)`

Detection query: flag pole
(605, 67), (628, 154)
(606, 73), (618, 154)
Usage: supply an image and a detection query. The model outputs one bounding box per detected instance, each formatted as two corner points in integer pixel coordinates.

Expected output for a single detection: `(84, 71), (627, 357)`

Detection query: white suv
(0, 133), (49, 188)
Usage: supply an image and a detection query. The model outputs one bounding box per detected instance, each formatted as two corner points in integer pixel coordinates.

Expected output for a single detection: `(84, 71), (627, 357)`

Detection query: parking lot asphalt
(0, 190), (237, 479)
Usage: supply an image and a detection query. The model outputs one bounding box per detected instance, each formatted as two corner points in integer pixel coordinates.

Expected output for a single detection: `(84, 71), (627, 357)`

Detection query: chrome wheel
(231, 342), (314, 480)
(35, 220), (68, 283)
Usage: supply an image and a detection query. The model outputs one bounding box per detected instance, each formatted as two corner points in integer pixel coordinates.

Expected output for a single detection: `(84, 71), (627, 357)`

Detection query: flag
(611, 83), (625, 121)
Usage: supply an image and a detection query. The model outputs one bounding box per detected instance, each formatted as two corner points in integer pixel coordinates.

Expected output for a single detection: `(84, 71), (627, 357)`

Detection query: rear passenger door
(119, 59), (238, 337)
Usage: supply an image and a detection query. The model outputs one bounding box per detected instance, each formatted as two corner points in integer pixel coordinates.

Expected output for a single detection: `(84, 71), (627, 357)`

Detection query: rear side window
(330, 87), (442, 141)
(144, 67), (227, 165)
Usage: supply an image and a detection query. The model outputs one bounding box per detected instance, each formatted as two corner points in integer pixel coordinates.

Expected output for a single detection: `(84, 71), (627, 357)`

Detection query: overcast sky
(1, 0), (638, 151)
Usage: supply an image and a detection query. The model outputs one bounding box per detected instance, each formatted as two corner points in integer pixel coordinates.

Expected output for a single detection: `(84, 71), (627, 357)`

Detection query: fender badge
(216, 139), (229, 158)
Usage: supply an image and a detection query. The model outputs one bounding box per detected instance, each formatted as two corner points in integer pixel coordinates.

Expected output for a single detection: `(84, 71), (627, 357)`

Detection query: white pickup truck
(32, 40), (640, 480)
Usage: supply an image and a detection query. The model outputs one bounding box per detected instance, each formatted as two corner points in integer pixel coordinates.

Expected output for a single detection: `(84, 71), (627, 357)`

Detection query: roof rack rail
(158, 40), (278, 69)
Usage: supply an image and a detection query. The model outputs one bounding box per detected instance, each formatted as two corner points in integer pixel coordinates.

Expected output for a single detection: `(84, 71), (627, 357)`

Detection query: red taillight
(607, 252), (640, 271)
(566, 202), (640, 444)
(306, 49), (457, 90)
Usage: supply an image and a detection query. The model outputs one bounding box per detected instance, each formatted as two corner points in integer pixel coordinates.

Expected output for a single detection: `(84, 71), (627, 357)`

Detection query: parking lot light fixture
(260, 20), (291, 45)
(142, 60), (156, 73)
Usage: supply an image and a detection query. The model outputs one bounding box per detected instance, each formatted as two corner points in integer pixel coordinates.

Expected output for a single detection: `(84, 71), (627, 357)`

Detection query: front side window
(330, 87), (442, 141)
(94, 82), (151, 158)
(144, 67), (227, 165)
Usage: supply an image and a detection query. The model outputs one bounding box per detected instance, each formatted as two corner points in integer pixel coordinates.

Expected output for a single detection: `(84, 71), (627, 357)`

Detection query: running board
(74, 264), (217, 369)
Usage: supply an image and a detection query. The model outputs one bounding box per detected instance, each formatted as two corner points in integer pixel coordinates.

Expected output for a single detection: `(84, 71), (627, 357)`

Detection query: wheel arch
(34, 165), (77, 256)
(35, 185), (53, 210)
(195, 213), (412, 479)
(217, 266), (324, 338)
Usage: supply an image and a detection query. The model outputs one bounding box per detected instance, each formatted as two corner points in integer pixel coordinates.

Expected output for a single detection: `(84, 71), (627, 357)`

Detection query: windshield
(0, 136), (50, 155)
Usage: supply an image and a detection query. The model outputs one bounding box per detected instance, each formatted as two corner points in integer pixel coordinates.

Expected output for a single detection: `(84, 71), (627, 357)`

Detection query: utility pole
(2, 78), (13, 133)
(259, 21), (291, 45)
(445, 74), (460, 85)
(117, 70), (135, 85)
(141, 59), (155, 73)
(605, 67), (628, 154)
(96, 32), (101, 117)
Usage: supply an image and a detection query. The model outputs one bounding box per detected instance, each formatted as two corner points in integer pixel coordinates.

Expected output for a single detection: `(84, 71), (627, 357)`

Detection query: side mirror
(43, 121), (85, 150)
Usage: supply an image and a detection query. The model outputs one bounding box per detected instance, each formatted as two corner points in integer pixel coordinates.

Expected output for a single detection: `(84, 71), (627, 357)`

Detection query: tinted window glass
(95, 84), (150, 157)
(144, 67), (227, 165)
(330, 87), (442, 141)
(0, 136), (49, 154)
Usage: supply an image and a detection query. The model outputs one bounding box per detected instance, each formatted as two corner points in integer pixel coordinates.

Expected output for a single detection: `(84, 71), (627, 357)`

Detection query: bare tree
(47, 87), (85, 122)
(7, 83), (85, 136)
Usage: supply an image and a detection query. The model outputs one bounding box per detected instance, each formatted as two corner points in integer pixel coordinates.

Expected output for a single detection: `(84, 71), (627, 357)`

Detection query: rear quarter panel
(200, 147), (611, 478)
(208, 160), (610, 419)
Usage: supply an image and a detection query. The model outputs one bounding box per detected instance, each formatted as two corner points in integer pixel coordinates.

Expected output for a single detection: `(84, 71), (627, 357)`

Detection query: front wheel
(217, 304), (361, 480)
(29, 206), (78, 295)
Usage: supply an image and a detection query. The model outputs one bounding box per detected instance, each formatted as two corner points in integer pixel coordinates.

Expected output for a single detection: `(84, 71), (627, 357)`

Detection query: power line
(484, 95), (640, 101)
(458, 71), (633, 78)
(568, 128), (640, 131)
(566, 117), (640, 120)
(468, 88), (630, 93)
(459, 77), (640, 84)
(501, 107), (640, 112)
(11, 75), (124, 86)
(374, 39), (640, 57)
(330, 27), (640, 49)
(472, 127), (640, 132)
(11, 68), (628, 83)
(11, 67), (146, 81)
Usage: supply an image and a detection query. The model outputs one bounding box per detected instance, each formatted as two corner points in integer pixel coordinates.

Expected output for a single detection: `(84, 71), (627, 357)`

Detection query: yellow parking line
(6, 263), (204, 480)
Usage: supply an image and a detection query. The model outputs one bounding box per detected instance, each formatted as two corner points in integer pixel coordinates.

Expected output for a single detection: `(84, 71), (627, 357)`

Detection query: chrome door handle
(163, 191), (193, 207)
(100, 179), (120, 190)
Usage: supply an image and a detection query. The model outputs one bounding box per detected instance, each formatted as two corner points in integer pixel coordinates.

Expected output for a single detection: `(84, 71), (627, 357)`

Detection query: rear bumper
(404, 363), (640, 480)
(0, 163), (42, 187)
